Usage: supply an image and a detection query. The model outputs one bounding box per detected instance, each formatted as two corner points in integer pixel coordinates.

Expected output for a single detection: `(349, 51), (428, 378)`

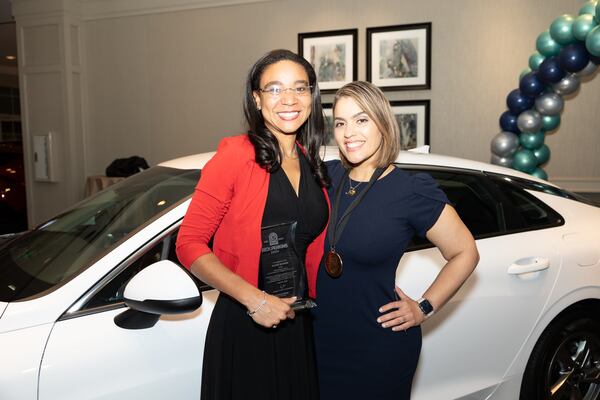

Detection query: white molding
(80, 0), (276, 21)
(12, 0), (81, 20)
(549, 177), (600, 193)
(13, 0), (276, 22)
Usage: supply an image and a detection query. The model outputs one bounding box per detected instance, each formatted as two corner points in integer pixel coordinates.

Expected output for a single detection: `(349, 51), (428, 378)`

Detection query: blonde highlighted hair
(332, 81), (400, 168)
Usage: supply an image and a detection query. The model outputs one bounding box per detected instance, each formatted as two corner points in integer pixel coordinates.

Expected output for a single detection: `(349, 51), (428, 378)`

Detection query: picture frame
(390, 100), (430, 150)
(298, 29), (358, 94)
(367, 23), (431, 91)
(322, 103), (336, 145)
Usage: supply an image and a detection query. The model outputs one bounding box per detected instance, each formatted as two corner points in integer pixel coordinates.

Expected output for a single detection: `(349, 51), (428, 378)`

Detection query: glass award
(260, 221), (316, 311)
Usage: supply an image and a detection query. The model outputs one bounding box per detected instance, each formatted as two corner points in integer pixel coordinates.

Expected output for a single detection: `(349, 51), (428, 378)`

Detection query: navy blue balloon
(506, 89), (535, 114)
(538, 56), (567, 83)
(519, 72), (545, 97)
(558, 42), (590, 72)
(499, 111), (520, 133)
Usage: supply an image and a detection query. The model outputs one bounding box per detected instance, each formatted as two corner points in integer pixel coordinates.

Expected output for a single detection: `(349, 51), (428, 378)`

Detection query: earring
(257, 106), (261, 111)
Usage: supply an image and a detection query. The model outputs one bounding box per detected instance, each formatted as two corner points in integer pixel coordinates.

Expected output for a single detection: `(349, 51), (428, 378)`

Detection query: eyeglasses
(258, 85), (313, 98)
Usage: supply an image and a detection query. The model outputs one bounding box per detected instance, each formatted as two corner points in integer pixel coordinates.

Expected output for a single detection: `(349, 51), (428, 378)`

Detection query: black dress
(201, 150), (328, 400)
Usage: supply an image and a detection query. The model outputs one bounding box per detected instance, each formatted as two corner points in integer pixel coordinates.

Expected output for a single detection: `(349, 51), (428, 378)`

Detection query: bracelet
(246, 291), (267, 316)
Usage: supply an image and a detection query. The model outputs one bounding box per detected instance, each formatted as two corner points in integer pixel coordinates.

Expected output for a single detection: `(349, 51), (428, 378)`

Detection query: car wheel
(520, 305), (600, 400)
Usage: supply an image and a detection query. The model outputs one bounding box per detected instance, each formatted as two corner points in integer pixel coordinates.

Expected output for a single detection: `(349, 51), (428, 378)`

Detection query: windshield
(0, 166), (200, 302)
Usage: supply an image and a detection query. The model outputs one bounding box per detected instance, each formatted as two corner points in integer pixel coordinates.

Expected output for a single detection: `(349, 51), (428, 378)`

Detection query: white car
(1, 147), (599, 400)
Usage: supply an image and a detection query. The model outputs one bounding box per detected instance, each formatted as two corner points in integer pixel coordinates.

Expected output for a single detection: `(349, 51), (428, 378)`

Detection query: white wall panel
(22, 24), (61, 67)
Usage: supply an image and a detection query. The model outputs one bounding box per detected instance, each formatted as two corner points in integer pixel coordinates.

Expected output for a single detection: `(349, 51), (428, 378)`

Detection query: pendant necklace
(346, 177), (363, 196)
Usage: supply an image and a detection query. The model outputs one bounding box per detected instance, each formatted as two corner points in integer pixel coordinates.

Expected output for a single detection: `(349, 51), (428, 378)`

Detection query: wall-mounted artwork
(390, 100), (430, 150)
(322, 103), (335, 145)
(299, 29), (358, 94)
(367, 23), (431, 91)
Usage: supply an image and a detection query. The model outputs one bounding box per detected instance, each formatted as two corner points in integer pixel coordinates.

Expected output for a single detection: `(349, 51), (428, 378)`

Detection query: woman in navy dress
(312, 81), (479, 399)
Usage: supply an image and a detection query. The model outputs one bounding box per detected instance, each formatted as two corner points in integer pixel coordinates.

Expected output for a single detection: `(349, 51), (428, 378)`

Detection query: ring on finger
(272, 325), (278, 329)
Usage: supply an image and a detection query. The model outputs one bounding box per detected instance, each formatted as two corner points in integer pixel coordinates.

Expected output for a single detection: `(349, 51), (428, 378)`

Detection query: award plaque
(260, 222), (316, 311)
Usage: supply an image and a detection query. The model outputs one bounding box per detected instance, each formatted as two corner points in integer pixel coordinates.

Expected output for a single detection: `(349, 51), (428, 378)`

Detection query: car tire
(520, 305), (600, 400)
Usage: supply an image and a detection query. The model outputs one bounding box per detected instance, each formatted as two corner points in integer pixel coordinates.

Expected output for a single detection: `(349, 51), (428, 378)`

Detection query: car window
(82, 229), (211, 310)
(486, 172), (599, 207)
(489, 176), (564, 232)
(83, 241), (164, 309)
(427, 170), (503, 237)
(402, 167), (565, 251)
(403, 169), (504, 249)
(0, 166), (200, 302)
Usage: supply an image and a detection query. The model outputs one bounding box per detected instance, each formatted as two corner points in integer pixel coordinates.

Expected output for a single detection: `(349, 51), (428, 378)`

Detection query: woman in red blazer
(176, 49), (329, 400)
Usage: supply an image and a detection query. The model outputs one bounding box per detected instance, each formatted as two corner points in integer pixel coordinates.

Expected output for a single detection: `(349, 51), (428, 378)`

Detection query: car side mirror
(114, 260), (203, 330)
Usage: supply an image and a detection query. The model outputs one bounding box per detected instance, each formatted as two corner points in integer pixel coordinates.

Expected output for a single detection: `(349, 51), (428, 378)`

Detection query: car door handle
(507, 257), (550, 275)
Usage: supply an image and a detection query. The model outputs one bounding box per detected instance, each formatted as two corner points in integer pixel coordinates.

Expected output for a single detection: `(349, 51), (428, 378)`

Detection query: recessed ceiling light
(6, 56), (16, 61)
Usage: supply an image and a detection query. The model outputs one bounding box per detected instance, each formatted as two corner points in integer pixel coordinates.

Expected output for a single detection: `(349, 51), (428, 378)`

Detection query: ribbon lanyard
(326, 166), (386, 252)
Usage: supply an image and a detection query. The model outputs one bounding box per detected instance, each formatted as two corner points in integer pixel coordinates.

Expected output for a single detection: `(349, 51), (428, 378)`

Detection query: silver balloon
(517, 109), (542, 133)
(535, 92), (564, 116)
(553, 74), (580, 96)
(574, 60), (598, 78)
(491, 131), (520, 157)
(491, 154), (513, 168)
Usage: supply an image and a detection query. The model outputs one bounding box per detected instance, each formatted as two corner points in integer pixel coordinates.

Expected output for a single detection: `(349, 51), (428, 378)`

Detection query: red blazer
(176, 135), (329, 298)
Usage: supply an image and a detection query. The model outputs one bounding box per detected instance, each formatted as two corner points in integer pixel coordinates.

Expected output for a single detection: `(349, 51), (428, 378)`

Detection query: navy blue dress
(312, 161), (448, 400)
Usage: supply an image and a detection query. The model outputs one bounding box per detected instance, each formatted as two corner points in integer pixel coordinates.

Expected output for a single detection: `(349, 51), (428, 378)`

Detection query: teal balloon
(519, 68), (532, 80)
(579, 1), (597, 16)
(529, 52), (545, 70)
(550, 15), (576, 45)
(586, 25), (600, 56)
(597, 1), (600, 21)
(531, 167), (548, 180)
(541, 114), (560, 131)
(536, 31), (562, 57)
(513, 149), (538, 173)
(520, 131), (545, 150)
(534, 144), (551, 165)
(574, 14), (598, 41)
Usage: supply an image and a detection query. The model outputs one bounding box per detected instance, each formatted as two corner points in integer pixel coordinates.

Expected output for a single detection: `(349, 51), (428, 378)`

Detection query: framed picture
(390, 100), (430, 150)
(298, 29), (358, 94)
(322, 103), (336, 145)
(367, 23), (431, 91)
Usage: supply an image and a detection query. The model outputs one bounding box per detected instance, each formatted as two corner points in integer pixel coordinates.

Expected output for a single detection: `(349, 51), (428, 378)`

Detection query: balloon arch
(490, 0), (600, 180)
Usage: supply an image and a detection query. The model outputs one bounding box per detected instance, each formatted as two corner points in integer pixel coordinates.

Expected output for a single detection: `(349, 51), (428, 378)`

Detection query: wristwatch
(417, 298), (434, 318)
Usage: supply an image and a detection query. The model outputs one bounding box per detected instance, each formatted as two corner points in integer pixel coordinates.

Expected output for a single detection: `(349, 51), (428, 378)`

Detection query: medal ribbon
(326, 166), (387, 254)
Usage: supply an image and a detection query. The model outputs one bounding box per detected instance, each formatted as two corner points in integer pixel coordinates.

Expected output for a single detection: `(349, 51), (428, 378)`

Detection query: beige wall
(13, 0), (600, 224)
(83, 0), (600, 183)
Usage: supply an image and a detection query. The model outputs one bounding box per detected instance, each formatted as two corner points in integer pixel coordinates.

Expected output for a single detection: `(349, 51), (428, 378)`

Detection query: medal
(325, 249), (343, 278)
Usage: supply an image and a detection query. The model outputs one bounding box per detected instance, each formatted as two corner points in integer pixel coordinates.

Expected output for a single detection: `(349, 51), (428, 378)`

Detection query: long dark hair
(243, 49), (329, 187)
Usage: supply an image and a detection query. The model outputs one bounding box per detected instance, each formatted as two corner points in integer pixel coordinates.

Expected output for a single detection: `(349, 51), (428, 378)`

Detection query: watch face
(419, 299), (434, 315)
